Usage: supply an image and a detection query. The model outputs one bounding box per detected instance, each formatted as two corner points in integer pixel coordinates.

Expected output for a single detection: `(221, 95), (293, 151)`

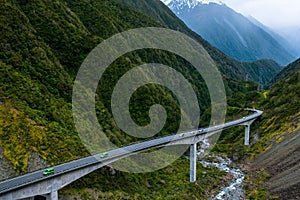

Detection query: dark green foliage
(267, 58), (300, 87)
(0, 1), (88, 171)
(60, 157), (229, 199)
(0, 0), (165, 171)
(242, 59), (283, 85)
(0, 0), (264, 173)
(248, 59), (300, 157)
(211, 60), (299, 160)
(0, 0), (286, 198)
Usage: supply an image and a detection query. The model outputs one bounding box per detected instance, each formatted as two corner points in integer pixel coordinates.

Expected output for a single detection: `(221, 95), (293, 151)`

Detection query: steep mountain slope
(117, 0), (282, 83)
(162, 0), (296, 66)
(248, 16), (299, 58)
(0, 0), (173, 174)
(0, 0), (291, 198)
(278, 27), (300, 58)
(0, 0), (284, 176)
(268, 59), (300, 87)
(208, 59), (300, 199)
(0, 0), (88, 172)
(0, 0), (258, 176)
(251, 58), (300, 157)
(242, 59), (283, 86)
(0, 0), (254, 198)
(247, 59), (300, 199)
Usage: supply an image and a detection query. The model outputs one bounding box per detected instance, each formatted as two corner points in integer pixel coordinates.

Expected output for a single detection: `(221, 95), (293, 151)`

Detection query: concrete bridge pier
(45, 191), (58, 200)
(243, 119), (256, 146)
(244, 124), (250, 145)
(190, 143), (197, 182)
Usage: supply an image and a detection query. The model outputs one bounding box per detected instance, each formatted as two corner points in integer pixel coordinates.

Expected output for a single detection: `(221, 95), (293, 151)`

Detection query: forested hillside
(251, 58), (300, 157)
(0, 0), (259, 173)
(117, 0), (282, 81)
(268, 58), (300, 87)
(0, 0), (157, 173)
(246, 58), (300, 199)
(0, 0), (291, 199)
(210, 59), (300, 199)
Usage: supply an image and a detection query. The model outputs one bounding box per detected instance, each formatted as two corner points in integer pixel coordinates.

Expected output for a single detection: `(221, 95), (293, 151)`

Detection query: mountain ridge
(0, 0), (260, 175)
(268, 59), (300, 87)
(162, 0), (296, 66)
(1, 0), (297, 199)
(117, 0), (282, 84)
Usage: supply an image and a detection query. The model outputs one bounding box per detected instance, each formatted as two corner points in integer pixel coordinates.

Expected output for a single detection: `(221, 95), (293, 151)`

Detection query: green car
(43, 168), (54, 175)
(100, 152), (109, 158)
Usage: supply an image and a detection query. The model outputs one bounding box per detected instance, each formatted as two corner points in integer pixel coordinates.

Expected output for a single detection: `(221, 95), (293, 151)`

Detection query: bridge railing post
(190, 143), (197, 182)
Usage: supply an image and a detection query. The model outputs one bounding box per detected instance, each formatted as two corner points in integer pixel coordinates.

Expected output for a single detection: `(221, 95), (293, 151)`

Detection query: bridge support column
(244, 124), (250, 145)
(46, 191), (58, 200)
(190, 143), (197, 182)
(243, 119), (256, 146)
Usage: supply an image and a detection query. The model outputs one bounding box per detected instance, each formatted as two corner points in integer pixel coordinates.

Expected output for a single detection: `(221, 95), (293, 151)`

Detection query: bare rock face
(27, 151), (48, 172)
(0, 148), (18, 181)
(0, 149), (48, 181)
(252, 129), (300, 199)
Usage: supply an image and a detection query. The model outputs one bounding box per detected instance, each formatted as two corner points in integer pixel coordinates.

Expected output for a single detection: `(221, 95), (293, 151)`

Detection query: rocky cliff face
(0, 148), (18, 180)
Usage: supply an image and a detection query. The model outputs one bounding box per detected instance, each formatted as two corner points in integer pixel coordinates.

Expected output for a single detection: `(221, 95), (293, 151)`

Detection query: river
(197, 140), (245, 200)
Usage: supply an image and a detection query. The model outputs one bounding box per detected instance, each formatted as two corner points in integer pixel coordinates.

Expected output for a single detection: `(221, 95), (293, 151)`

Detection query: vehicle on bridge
(100, 152), (109, 158)
(43, 168), (54, 175)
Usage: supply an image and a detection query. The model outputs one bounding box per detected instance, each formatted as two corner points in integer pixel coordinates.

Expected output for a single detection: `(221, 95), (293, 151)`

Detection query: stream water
(197, 140), (245, 200)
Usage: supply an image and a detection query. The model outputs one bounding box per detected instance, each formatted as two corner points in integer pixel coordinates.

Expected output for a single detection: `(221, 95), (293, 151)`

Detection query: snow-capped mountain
(162, 0), (296, 66)
(162, 0), (223, 13)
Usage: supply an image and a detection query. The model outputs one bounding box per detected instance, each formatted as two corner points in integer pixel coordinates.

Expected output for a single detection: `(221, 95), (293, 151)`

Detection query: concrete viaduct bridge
(0, 109), (262, 200)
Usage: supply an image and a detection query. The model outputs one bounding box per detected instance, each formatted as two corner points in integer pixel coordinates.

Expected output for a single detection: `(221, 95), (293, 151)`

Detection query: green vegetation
(248, 59), (300, 158)
(117, 0), (282, 83)
(0, 1), (88, 171)
(244, 169), (271, 200)
(210, 59), (300, 198)
(267, 58), (300, 87)
(60, 157), (229, 199)
(211, 59), (299, 160)
(1, 0), (296, 198)
(0, 0), (260, 172)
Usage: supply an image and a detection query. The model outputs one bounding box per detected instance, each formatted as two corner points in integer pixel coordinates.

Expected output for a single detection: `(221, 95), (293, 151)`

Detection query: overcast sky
(221, 0), (300, 30)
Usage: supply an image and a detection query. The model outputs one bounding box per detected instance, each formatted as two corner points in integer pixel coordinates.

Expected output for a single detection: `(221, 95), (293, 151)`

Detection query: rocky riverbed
(199, 155), (245, 200)
(197, 139), (245, 199)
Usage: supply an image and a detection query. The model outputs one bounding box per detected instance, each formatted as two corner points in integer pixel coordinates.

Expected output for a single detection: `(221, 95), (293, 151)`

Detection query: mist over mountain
(162, 0), (296, 66)
(248, 16), (299, 59)
(277, 27), (300, 58)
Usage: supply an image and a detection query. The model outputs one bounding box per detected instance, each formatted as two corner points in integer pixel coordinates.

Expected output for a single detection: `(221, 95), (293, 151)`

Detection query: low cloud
(222, 0), (300, 29)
